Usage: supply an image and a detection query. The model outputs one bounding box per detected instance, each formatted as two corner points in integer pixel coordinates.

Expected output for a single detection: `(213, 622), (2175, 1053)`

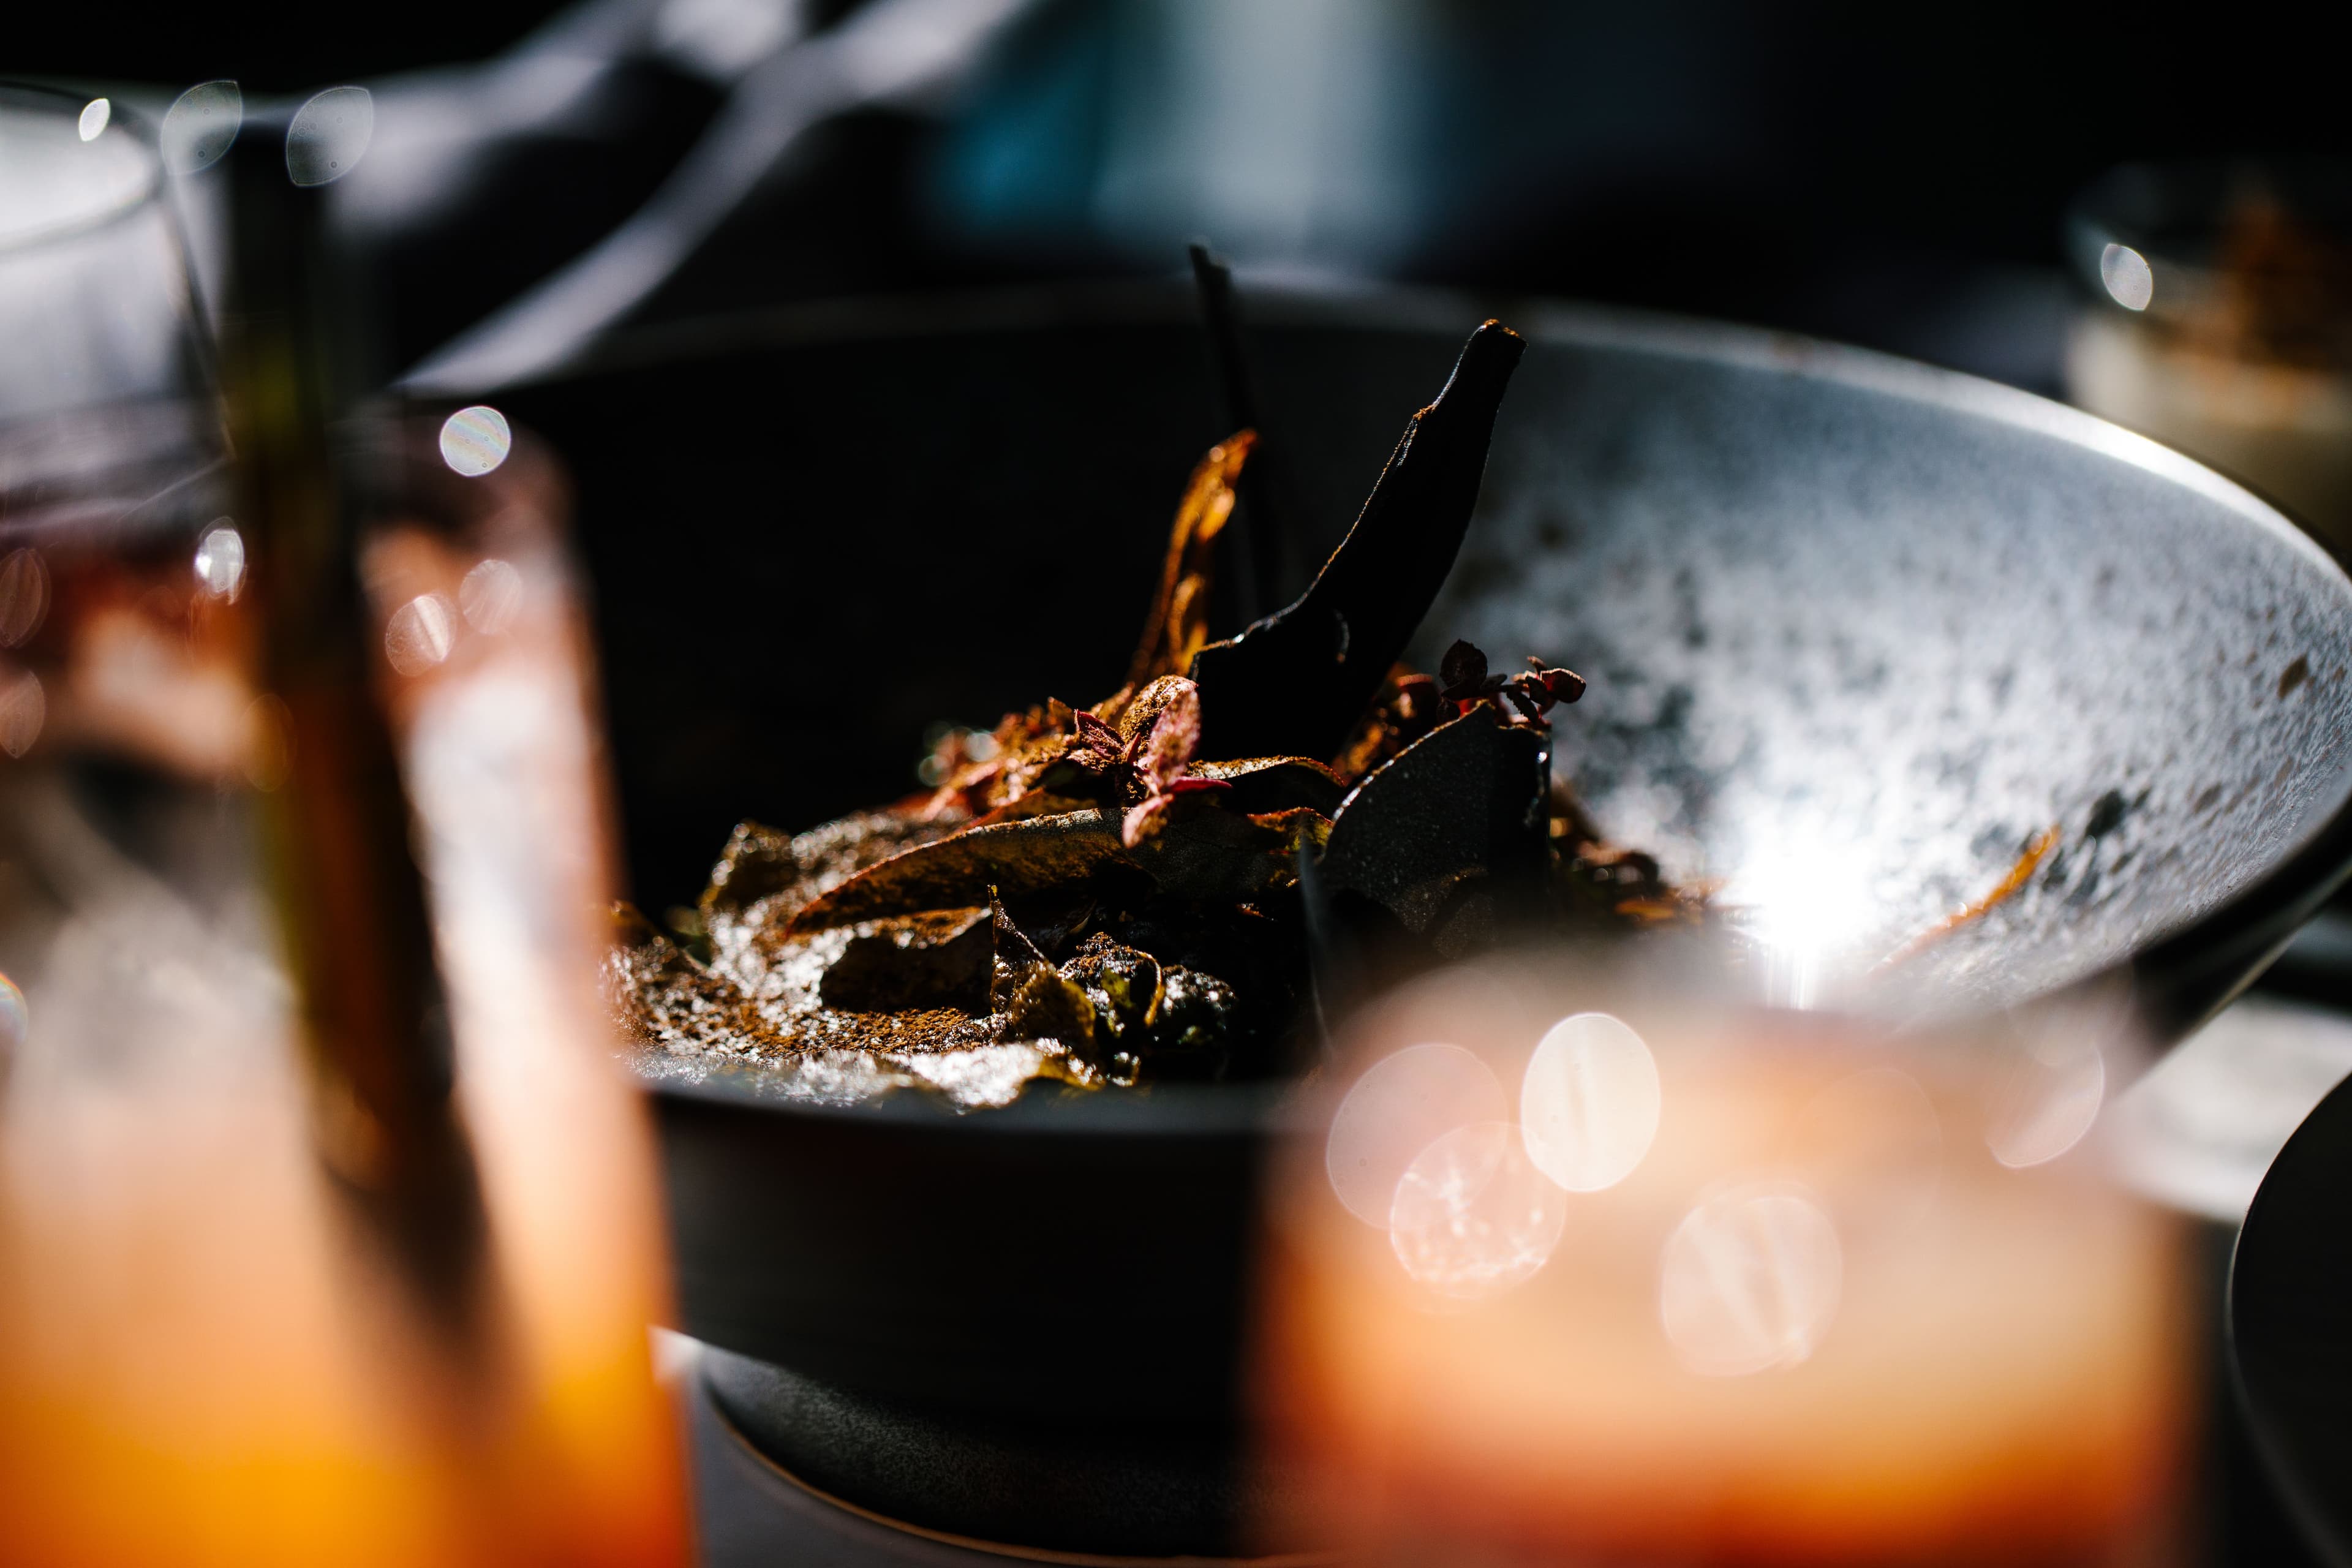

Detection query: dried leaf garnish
(698, 812), (971, 982)
(1128, 431), (1256, 688)
(969, 790), (1102, 827)
(703, 812), (965, 922)
(1187, 756), (1347, 818)
(1126, 794), (1322, 905)
(819, 907), (993, 1011)
(788, 809), (1136, 935)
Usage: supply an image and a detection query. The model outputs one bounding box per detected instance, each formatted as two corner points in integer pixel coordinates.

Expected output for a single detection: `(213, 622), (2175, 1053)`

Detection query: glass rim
(0, 78), (164, 257)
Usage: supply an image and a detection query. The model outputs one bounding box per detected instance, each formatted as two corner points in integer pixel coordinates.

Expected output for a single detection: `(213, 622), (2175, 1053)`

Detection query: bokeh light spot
(0, 549), (50, 647)
(285, 86), (374, 187)
(1798, 1066), (1942, 1233)
(385, 595), (457, 677)
(439, 405), (512, 477)
(1660, 1181), (1842, 1376)
(0, 971), (26, 1067)
(0, 669), (45, 758)
(77, 99), (111, 142)
(194, 522), (246, 600)
(1986, 1028), (2106, 1168)
(2100, 243), (2154, 312)
(162, 81), (243, 175)
(1327, 1042), (1507, 1225)
(1520, 1011), (1660, 1192)
(1389, 1121), (1566, 1301)
(459, 558), (524, 634)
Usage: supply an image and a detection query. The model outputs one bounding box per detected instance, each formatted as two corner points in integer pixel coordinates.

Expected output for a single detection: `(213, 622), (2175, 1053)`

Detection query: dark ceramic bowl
(469, 284), (2352, 1555)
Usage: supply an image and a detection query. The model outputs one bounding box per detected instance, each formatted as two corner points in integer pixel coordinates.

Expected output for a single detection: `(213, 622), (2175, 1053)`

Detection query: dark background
(13, 1), (2350, 385)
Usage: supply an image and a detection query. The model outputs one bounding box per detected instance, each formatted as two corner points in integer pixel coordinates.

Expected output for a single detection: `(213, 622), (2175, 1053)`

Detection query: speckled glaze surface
(1422, 312), (2352, 1010)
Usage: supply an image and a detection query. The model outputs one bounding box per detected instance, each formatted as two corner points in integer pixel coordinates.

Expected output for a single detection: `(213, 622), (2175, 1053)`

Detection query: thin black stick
(1188, 241), (1287, 627)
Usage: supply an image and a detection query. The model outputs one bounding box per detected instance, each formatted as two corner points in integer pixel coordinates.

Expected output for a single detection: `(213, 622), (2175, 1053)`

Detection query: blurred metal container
(2065, 161), (2352, 552)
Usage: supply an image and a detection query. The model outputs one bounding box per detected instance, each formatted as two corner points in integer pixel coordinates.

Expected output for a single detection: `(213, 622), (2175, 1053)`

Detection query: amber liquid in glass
(0, 441), (690, 1567)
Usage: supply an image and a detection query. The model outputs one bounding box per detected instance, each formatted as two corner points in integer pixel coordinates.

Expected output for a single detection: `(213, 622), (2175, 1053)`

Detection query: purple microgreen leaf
(1131, 676), (1203, 794)
(1072, 709), (1123, 759)
(1120, 793), (1169, 848)
(1500, 682), (1552, 728)
(1540, 666), (1586, 704)
(1438, 639), (1488, 698)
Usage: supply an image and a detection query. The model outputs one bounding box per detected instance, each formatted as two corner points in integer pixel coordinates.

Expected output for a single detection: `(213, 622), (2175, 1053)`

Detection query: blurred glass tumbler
(0, 87), (687, 1566)
(0, 84), (222, 514)
(2066, 162), (2352, 549)
(1261, 959), (2191, 1566)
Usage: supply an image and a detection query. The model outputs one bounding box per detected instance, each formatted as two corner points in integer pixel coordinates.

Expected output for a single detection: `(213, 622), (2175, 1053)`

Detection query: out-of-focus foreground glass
(0, 83), (221, 532)
(0, 85), (688, 1566)
(2067, 162), (2352, 551)
(1262, 957), (2191, 1566)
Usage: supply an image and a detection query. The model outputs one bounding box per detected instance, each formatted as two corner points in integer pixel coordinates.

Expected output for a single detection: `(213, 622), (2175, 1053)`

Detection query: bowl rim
(483, 279), (2352, 1132)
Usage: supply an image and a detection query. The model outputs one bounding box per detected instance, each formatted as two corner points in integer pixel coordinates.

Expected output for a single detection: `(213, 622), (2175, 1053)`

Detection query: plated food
(610, 320), (1701, 1107)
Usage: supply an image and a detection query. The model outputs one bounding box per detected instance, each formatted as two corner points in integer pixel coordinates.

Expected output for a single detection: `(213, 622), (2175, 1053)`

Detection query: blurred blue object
(929, 0), (1773, 279)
